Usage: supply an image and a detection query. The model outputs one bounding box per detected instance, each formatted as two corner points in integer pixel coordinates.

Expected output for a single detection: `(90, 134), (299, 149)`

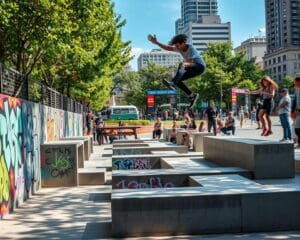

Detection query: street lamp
(216, 74), (225, 115)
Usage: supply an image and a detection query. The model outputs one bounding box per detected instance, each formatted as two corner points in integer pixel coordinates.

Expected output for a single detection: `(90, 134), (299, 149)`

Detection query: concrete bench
(78, 168), (106, 185)
(203, 136), (294, 179)
(190, 132), (214, 152)
(113, 142), (188, 155)
(40, 141), (84, 187)
(111, 174), (300, 237)
(60, 136), (90, 160)
(112, 153), (203, 170)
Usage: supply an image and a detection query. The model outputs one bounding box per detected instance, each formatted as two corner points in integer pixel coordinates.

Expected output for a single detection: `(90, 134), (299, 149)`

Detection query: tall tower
(175, 0), (231, 53)
(263, 0), (300, 82)
(181, 0), (218, 26)
(265, 0), (300, 53)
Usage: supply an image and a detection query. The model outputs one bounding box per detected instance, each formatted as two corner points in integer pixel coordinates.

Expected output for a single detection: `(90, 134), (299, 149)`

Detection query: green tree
(0, 0), (131, 110)
(279, 76), (294, 93)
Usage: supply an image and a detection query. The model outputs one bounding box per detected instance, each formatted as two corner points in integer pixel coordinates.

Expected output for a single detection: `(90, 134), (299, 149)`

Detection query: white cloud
(258, 27), (266, 33)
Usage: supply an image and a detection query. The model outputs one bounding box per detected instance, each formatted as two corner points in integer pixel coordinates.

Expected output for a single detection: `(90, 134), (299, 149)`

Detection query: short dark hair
(169, 34), (188, 45)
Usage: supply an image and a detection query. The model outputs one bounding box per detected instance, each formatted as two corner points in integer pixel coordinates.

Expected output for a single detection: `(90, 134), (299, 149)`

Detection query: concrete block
(78, 168), (106, 185)
(113, 144), (188, 155)
(41, 142), (81, 187)
(242, 192), (300, 232)
(60, 137), (90, 160)
(192, 132), (214, 152)
(203, 137), (294, 179)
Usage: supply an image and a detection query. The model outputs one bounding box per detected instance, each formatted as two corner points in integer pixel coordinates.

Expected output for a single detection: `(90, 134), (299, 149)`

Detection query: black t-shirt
(256, 102), (262, 112)
(205, 107), (218, 120)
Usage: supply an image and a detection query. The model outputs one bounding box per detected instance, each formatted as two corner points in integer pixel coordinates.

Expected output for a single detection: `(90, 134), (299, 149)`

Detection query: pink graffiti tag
(116, 177), (175, 189)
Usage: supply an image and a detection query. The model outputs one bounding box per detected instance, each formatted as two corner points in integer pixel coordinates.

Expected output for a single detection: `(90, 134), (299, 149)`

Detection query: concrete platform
(78, 168), (106, 185)
(203, 136), (295, 179)
(112, 153), (203, 170)
(112, 157), (250, 189)
(113, 142), (188, 155)
(60, 136), (91, 160)
(111, 174), (300, 237)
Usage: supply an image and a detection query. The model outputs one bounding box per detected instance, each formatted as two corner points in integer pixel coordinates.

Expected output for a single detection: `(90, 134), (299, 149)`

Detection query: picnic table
(96, 126), (141, 144)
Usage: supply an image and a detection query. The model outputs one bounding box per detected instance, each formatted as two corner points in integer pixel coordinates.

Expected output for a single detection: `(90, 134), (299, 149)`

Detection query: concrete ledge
(112, 153), (203, 170)
(60, 137), (90, 160)
(78, 168), (106, 185)
(112, 167), (250, 189)
(191, 132), (214, 152)
(203, 136), (295, 179)
(111, 174), (300, 237)
(113, 143), (188, 155)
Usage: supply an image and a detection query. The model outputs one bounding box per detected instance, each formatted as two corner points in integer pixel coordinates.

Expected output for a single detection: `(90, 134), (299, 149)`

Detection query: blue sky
(113, 0), (265, 70)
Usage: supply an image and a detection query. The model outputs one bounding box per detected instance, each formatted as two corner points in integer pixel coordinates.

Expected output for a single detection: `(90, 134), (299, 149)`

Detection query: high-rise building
(175, 18), (184, 35)
(263, 0), (300, 82)
(137, 49), (183, 70)
(234, 37), (267, 67)
(181, 0), (218, 26)
(175, 0), (231, 53)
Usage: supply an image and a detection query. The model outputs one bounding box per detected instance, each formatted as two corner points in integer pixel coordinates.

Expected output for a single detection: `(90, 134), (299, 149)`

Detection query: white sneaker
(279, 138), (287, 142)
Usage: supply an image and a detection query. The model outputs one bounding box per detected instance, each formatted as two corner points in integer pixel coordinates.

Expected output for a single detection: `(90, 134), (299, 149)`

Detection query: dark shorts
(262, 98), (274, 115)
(154, 129), (162, 136)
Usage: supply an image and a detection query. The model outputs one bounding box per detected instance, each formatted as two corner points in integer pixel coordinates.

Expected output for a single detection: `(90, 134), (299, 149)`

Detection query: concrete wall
(0, 93), (83, 217)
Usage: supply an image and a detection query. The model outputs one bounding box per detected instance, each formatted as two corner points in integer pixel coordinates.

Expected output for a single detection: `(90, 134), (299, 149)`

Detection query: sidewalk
(2, 119), (300, 239)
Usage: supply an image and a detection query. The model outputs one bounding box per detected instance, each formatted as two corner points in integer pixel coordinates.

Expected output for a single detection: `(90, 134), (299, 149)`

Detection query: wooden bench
(97, 126), (141, 144)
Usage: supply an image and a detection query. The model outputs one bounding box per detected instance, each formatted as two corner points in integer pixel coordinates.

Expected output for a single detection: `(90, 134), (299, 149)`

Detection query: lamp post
(216, 74), (225, 115)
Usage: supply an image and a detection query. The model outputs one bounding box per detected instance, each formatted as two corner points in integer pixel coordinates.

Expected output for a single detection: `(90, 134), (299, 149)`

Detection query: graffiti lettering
(0, 151), (10, 206)
(113, 158), (151, 170)
(116, 177), (175, 189)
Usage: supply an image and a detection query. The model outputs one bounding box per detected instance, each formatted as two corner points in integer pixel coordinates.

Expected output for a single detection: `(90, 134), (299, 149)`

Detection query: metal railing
(0, 63), (87, 113)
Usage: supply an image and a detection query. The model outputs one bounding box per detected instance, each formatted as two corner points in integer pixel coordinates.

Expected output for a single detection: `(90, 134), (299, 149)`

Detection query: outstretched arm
(246, 88), (262, 95)
(148, 34), (175, 51)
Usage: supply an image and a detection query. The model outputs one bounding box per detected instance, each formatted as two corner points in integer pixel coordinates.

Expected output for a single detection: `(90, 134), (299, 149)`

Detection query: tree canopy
(0, 0), (131, 109)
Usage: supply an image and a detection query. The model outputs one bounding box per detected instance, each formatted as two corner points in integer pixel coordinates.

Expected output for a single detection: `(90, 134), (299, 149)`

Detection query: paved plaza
(2, 117), (300, 239)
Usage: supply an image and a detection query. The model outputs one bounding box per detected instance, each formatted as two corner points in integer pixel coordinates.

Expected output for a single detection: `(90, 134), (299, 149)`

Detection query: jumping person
(148, 34), (206, 108)
(246, 76), (278, 136)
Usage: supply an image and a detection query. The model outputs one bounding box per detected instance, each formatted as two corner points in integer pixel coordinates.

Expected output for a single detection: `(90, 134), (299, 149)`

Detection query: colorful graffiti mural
(0, 94), (83, 217)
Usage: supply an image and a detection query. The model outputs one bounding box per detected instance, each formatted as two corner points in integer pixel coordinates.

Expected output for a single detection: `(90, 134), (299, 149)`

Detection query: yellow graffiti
(0, 143), (10, 204)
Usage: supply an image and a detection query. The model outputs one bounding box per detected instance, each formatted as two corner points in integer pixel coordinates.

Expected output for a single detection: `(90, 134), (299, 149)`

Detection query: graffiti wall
(0, 94), (82, 217)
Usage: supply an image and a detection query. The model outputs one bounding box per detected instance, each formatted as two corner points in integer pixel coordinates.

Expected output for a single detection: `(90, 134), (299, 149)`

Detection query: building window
(278, 56), (281, 62)
(283, 64), (287, 72)
(278, 66), (281, 72)
(283, 55), (286, 61)
(273, 58), (276, 64)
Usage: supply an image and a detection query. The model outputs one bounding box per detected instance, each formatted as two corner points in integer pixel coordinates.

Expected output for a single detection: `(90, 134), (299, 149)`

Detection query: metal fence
(0, 63), (87, 113)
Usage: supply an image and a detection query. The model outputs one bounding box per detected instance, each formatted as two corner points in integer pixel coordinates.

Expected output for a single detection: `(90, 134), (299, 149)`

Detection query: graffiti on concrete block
(113, 158), (151, 170)
(41, 147), (74, 179)
(116, 177), (174, 189)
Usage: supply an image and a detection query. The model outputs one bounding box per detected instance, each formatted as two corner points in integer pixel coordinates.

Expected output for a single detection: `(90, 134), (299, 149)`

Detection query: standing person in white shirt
(277, 88), (292, 142)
